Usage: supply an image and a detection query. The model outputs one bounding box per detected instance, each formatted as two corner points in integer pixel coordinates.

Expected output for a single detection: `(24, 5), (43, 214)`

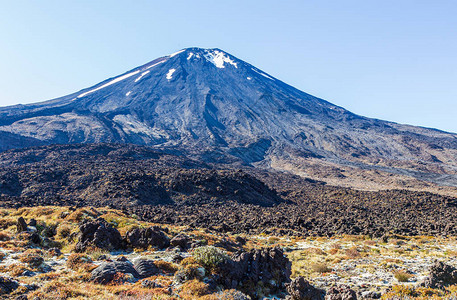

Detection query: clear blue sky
(1, 1), (456, 132)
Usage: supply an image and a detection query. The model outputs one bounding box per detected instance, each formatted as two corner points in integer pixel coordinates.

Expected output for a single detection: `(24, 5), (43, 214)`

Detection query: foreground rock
(325, 285), (357, 300)
(75, 218), (123, 252)
(286, 276), (324, 300)
(170, 234), (190, 251)
(134, 259), (160, 278)
(219, 247), (291, 298)
(0, 276), (19, 295)
(17, 217), (28, 233)
(90, 262), (140, 284)
(421, 260), (457, 289)
(125, 227), (170, 249)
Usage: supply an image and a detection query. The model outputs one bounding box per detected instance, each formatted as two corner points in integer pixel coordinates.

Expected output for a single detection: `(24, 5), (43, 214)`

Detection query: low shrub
(192, 246), (229, 272)
(66, 253), (95, 272)
(345, 247), (361, 259)
(310, 262), (332, 273)
(155, 260), (179, 274)
(179, 279), (211, 298)
(394, 270), (413, 282)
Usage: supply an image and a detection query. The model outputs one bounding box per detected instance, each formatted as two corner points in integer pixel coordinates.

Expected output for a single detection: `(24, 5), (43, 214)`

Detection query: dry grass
(394, 270), (413, 282)
(310, 262), (332, 273)
(66, 253), (96, 272)
(344, 246), (361, 259)
(155, 260), (179, 274)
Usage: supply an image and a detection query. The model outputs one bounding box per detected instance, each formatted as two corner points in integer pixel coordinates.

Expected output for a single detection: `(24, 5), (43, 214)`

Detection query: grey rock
(75, 218), (123, 252)
(421, 260), (457, 289)
(90, 262), (140, 284)
(134, 259), (160, 278)
(125, 227), (170, 249)
(286, 276), (324, 300)
(0, 276), (19, 295)
(170, 234), (190, 250)
(218, 247), (291, 297)
(325, 285), (357, 300)
(17, 217), (27, 233)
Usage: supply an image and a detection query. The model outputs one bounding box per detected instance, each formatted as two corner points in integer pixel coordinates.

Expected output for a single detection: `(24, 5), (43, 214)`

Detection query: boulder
(218, 247), (291, 298)
(48, 247), (62, 257)
(90, 262), (140, 284)
(30, 232), (41, 244)
(170, 234), (190, 250)
(421, 261), (457, 289)
(286, 277), (324, 300)
(0, 276), (19, 295)
(125, 227), (170, 249)
(17, 217), (28, 233)
(134, 259), (160, 278)
(325, 285), (357, 300)
(28, 219), (37, 227)
(75, 218), (123, 252)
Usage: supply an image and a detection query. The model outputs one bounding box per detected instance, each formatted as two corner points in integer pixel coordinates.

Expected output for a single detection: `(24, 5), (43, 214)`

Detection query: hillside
(0, 48), (457, 191)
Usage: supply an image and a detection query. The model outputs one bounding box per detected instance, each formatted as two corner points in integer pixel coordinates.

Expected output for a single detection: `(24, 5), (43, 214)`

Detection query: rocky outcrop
(421, 261), (457, 289)
(90, 262), (139, 284)
(170, 234), (190, 250)
(75, 218), (123, 252)
(0, 276), (19, 295)
(218, 247), (291, 298)
(285, 277), (324, 300)
(325, 285), (357, 300)
(17, 217), (27, 233)
(133, 259), (160, 278)
(124, 227), (170, 249)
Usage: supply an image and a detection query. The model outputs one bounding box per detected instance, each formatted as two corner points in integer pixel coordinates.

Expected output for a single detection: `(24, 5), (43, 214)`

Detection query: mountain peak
(164, 47), (239, 69)
(1, 48), (457, 190)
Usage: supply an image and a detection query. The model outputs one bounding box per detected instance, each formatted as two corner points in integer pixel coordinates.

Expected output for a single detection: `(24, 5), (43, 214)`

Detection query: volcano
(1, 47), (457, 188)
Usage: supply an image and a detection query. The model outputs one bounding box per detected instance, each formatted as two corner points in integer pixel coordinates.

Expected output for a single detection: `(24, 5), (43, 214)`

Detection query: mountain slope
(1, 47), (457, 188)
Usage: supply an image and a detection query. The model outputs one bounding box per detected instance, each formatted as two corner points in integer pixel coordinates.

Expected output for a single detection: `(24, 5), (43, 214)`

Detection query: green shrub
(192, 246), (228, 271)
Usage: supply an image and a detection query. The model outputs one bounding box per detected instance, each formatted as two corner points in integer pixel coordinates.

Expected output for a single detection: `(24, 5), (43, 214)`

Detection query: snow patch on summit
(204, 50), (238, 69)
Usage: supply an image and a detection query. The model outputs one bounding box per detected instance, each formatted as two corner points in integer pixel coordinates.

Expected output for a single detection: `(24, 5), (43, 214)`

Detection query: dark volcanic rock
(325, 285), (357, 300)
(218, 247), (291, 298)
(17, 217), (27, 233)
(75, 218), (123, 252)
(134, 259), (160, 278)
(90, 262), (140, 284)
(125, 227), (170, 249)
(30, 232), (41, 244)
(170, 234), (190, 250)
(3, 144), (457, 238)
(0, 276), (19, 295)
(286, 276), (324, 300)
(421, 261), (457, 289)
